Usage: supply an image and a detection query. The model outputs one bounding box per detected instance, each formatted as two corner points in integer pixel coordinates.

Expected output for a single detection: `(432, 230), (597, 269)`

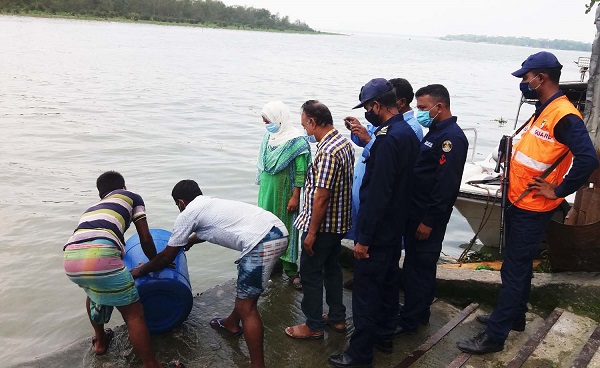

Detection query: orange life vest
(508, 95), (581, 212)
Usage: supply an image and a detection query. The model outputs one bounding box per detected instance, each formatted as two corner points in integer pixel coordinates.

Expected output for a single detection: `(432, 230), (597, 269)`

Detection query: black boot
(328, 353), (372, 367)
(476, 314), (526, 331)
(456, 332), (504, 355)
(374, 337), (393, 354)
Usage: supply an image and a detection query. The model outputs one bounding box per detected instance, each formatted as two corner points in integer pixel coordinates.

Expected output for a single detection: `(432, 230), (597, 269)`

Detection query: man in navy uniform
(329, 78), (420, 367)
(396, 84), (468, 336)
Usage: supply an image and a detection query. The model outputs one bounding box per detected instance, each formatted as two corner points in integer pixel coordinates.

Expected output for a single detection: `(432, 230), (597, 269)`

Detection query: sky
(220, 0), (598, 43)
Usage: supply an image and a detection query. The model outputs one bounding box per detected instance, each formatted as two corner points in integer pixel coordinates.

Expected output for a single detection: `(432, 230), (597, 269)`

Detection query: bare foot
(92, 328), (114, 355)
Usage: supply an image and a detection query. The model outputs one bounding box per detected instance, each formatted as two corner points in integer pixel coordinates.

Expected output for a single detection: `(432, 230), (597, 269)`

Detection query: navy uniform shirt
(410, 116), (468, 228)
(355, 114), (420, 247)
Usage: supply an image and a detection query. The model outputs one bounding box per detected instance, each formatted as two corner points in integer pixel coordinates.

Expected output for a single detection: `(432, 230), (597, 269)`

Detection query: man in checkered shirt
(285, 100), (355, 340)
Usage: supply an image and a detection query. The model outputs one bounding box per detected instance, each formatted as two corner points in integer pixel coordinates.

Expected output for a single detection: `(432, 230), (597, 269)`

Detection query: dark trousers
(300, 231), (346, 331)
(347, 245), (401, 363)
(486, 206), (554, 342)
(399, 219), (447, 330)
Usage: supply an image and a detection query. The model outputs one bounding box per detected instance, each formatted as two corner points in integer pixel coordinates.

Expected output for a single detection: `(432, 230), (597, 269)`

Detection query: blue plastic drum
(123, 228), (193, 334)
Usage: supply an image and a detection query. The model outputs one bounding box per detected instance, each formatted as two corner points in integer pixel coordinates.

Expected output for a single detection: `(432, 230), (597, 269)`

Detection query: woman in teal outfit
(257, 101), (311, 289)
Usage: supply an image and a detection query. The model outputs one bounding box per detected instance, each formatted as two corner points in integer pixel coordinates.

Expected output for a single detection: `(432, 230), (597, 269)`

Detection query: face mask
(303, 122), (317, 143)
(304, 129), (317, 143)
(416, 104), (439, 128)
(364, 107), (380, 126)
(265, 122), (280, 133)
(519, 74), (541, 100)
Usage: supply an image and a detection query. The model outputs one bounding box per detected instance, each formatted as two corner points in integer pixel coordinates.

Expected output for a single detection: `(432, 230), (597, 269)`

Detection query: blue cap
(353, 78), (393, 109)
(512, 51), (563, 77)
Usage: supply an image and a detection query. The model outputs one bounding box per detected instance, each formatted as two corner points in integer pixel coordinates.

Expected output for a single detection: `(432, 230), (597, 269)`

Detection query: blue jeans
(300, 231), (346, 331)
(486, 205), (554, 342)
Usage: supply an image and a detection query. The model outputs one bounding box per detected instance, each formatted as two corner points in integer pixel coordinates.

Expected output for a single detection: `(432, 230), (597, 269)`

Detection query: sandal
(291, 273), (302, 290)
(209, 317), (243, 336)
(284, 323), (324, 340)
(91, 328), (114, 355)
(323, 314), (347, 333)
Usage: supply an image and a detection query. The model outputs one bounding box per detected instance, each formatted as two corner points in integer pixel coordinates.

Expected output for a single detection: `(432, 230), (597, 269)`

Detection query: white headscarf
(261, 101), (303, 147)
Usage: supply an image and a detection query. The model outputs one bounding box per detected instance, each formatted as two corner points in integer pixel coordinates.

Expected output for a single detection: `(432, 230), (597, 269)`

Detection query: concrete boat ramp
(24, 266), (600, 368)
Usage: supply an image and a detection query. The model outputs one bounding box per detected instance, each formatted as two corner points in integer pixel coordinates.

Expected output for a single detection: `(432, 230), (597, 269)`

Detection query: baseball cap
(511, 51), (563, 77)
(353, 78), (393, 109)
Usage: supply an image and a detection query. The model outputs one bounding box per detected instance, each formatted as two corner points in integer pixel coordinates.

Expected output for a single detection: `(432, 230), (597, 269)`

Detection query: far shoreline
(1, 12), (345, 36)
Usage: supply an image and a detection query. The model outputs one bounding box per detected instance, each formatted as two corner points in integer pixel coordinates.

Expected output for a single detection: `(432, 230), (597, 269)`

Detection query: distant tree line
(441, 34), (591, 52)
(0, 0), (317, 32)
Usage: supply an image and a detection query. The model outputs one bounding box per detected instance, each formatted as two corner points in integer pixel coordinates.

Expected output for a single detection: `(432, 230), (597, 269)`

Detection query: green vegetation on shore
(441, 34), (592, 52)
(1, 0), (318, 33)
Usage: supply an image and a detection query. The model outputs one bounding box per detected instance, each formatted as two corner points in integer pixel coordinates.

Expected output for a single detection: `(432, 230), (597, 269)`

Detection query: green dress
(257, 134), (311, 276)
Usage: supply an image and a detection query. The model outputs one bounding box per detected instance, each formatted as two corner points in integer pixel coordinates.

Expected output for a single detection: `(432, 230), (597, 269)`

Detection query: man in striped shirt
(285, 100), (354, 339)
(63, 171), (164, 368)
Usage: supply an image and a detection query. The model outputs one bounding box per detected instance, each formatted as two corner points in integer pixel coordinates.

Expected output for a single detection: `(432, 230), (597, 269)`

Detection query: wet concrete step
(573, 324), (600, 367)
(23, 271), (600, 368)
(447, 308), (600, 368)
(522, 310), (597, 368)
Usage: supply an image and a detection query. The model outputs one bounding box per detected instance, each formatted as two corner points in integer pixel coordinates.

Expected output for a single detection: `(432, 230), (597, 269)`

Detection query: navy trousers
(300, 231), (346, 331)
(347, 245), (401, 363)
(399, 219), (447, 330)
(486, 205), (554, 342)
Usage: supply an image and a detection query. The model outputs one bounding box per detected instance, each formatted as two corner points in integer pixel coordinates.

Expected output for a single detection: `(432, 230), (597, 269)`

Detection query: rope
(457, 184), (501, 263)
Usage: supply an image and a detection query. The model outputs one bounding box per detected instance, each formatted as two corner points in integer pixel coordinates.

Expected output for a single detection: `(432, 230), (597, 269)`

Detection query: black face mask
(364, 104), (381, 126)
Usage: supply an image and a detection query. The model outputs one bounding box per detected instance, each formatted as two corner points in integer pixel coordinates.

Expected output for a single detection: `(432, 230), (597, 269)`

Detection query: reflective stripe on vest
(508, 95), (581, 212)
(514, 151), (553, 172)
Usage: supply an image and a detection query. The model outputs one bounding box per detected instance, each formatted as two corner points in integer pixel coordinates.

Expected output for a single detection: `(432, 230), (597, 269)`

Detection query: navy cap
(353, 78), (393, 109)
(512, 51), (563, 77)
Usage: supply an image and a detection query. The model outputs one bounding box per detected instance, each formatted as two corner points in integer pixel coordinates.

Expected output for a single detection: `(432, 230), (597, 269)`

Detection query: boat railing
(462, 127), (478, 163)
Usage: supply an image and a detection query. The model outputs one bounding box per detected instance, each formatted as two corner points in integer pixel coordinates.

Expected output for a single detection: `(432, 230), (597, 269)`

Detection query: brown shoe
(323, 313), (347, 332)
(284, 323), (324, 339)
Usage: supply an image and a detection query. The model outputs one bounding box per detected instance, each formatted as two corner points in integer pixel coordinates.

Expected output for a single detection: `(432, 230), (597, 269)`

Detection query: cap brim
(352, 102), (365, 109)
(511, 67), (529, 77)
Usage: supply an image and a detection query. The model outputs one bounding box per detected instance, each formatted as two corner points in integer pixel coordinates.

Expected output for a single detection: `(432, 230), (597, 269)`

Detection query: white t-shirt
(168, 195), (287, 257)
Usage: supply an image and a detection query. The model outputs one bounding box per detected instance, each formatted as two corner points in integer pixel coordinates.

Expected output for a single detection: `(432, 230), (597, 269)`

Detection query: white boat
(454, 70), (589, 248)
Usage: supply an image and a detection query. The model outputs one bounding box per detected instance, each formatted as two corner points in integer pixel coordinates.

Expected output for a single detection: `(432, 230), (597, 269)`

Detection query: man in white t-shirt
(132, 179), (288, 368)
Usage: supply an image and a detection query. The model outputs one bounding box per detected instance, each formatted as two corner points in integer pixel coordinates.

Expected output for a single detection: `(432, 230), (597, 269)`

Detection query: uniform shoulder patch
(442, 140), (452, 152)
(376, 126), (389, 137)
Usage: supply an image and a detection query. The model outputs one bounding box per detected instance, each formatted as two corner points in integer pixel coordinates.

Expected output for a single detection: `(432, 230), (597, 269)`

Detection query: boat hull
(454, 192), (502, 248)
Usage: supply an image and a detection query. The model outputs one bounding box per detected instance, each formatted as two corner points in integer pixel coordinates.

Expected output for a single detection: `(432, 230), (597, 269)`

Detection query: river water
(0, 15), (588, 366)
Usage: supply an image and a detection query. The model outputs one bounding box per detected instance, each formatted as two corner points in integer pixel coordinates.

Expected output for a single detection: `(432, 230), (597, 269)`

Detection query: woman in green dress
(257, 101), (311, 289)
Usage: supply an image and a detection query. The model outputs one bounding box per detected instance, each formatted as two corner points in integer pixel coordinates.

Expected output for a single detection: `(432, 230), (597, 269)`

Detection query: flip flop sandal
(91, 328), (114, 355)
(209, 318), (243, 336)
(323, 314), (347, 333)
(284, 324), (324, 340)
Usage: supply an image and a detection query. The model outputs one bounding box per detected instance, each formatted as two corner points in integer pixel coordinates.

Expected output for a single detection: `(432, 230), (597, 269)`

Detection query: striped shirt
(64, 189), (147, 253)
(294, 128), (354, 234)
